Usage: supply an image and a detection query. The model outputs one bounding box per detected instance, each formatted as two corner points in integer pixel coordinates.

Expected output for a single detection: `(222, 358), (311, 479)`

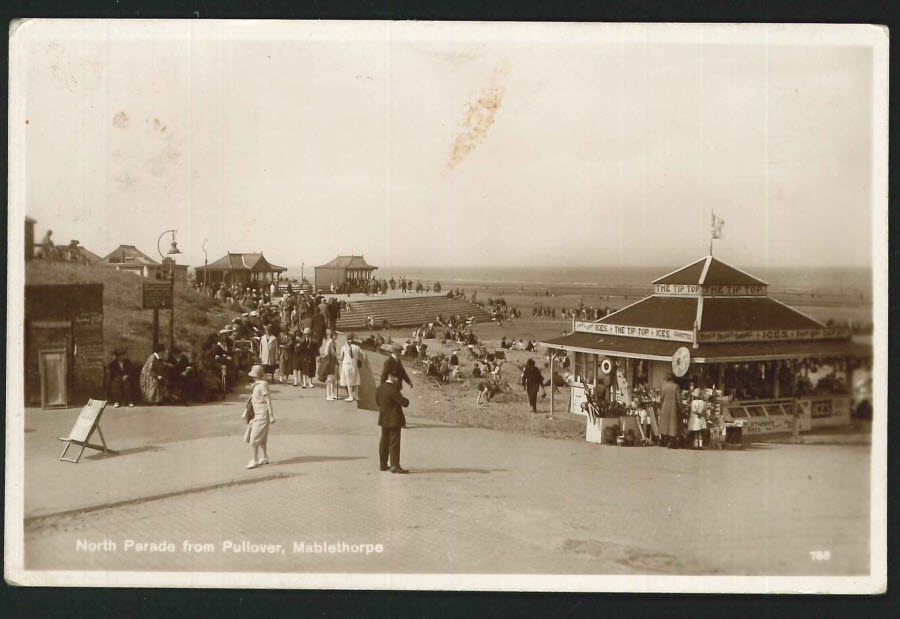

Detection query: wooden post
(549, 351), (555, 419)
(152, 308), (160, 352)
(169, 278), (176, 350)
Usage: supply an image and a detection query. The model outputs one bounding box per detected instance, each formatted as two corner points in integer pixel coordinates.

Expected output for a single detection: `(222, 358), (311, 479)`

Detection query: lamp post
(157, 229), (182, 351)
(202, 238), (209, 293)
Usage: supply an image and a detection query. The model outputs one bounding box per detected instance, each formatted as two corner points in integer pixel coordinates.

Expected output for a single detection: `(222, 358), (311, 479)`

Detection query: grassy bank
(26, 261), (241, 360)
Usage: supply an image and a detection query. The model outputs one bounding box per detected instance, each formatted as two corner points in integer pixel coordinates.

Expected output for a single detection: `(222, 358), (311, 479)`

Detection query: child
(688, 388), (708, 449)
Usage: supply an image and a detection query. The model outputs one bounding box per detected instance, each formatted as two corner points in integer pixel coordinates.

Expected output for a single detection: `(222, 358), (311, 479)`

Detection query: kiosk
(541, 256), (871, 440)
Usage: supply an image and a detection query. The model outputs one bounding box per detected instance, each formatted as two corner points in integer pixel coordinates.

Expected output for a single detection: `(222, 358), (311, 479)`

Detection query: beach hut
(540, 255), (872, 439)
(194, 252), (287, 287)
(314, 255), (377, 291)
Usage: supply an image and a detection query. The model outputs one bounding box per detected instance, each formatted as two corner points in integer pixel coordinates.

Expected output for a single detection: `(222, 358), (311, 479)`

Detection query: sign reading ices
(575, 321), (693, 342)
(698, 327), (851, 343)
(653, 283), (767, 296)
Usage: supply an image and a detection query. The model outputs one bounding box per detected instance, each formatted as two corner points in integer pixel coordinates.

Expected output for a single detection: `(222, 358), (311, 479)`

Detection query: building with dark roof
(314, 255), (377, 291)
(541, 255), (871, 437)
(194, 252), (287, 287)
(97, 244), (189, 281)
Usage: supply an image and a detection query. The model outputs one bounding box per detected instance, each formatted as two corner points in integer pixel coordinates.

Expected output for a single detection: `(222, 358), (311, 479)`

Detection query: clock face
(672, 347), (691, 377)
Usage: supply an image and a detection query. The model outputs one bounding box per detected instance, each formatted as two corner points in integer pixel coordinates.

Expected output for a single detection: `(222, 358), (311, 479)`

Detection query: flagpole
(709, 211), (714, 256)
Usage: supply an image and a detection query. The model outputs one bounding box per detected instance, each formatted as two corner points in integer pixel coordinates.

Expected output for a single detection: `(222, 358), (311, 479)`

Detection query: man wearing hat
(107, 349), (135, 408)
(381, 343), (413, 391)
(376, 371), (410, 473)
(297, 327), (318, 388)
(258, 323), (278, 381)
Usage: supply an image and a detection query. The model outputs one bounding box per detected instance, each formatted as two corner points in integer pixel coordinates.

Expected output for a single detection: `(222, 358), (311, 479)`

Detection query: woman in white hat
(244, 364), (275, 468)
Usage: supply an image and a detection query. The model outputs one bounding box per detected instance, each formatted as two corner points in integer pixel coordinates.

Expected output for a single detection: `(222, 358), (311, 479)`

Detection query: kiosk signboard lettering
(575, 321), (693, 342)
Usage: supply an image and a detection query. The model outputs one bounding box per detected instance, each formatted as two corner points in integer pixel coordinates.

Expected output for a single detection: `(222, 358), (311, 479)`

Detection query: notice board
(142, 282), (173, 309)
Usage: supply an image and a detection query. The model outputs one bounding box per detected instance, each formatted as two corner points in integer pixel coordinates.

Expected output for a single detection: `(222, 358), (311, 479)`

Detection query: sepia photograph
(5, 20), (887, 592)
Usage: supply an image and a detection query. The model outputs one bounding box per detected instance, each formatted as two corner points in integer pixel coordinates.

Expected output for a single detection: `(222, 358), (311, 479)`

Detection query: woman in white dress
(319, 329), (338, 401)
(244, 365), (275, 469)
(688, 388), (708, 450)
(339, 333), (364, 402)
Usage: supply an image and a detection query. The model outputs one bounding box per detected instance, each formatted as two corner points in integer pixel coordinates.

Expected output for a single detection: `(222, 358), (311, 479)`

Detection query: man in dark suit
(376, 372), (410, 473)
(107, 349), (136, 408)
(381, 343), (413, 391)
(310, 306), (327, 346)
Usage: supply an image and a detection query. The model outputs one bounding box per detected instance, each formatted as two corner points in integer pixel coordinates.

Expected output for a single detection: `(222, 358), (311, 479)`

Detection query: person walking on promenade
(277, 329), (294, 385)
(244, 365), (275, 469)
(310, 305), (327, 346)
(327, 297), (340, 334)
(521, 358), (545, 413)
(658, 372), (683, 449)
(376, 371), (410, 473)
(296, 327), (317, 388)
(140, 344), (169, 405)
(339, 333), (364, 402)
(319, 328), (339, 401)
(381, 343), (413, 391)
(259, 324), (278, 381)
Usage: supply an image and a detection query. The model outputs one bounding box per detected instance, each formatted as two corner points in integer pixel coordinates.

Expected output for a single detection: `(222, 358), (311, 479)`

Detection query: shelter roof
(598, 296), (698, 331)
(98, 244), (159, 265)
(196, 252), (286, 272)
(653, 255), (767, 286)
(316, 255), (377, 270)
(700, 297), (823, 331)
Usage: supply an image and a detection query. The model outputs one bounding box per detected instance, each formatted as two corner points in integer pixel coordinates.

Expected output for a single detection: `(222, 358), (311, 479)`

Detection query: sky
(13, 21), (879, 271)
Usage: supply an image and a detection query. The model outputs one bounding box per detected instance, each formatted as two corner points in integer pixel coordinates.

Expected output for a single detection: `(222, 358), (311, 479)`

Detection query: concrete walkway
(20, 367), (870, 577)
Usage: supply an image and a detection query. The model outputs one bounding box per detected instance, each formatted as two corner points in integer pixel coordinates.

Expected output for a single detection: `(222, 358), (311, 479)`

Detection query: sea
(281, 265), (872, 299)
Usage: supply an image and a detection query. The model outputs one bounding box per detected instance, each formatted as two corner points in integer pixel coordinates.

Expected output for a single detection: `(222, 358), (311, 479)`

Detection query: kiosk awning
(541, 332), (872, 363)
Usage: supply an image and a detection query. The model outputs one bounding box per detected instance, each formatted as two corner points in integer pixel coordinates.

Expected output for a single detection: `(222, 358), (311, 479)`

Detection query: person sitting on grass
(426, 356), (443, 379)
(472, 361), (483, 379)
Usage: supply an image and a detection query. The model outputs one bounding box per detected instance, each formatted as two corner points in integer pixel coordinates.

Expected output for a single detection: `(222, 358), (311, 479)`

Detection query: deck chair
(57, 399), (111, 463)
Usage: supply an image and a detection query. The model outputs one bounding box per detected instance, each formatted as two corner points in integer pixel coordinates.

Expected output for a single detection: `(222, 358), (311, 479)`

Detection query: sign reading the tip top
(575, 321), (693, 342)
(653, 284), (767, 296)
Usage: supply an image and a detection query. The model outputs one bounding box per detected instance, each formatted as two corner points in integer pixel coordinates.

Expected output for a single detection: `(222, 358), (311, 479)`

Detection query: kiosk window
(747, 406), (766, 418)
(765, 405), (785, 417)
(729, 407), (748, 418)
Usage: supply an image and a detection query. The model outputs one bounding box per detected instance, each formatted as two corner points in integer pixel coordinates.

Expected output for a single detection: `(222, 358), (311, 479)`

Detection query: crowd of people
(386, 277), (442, 294)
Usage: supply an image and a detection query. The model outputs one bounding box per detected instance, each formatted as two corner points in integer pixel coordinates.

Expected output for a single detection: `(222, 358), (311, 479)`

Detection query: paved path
(19, 360), (870, 576)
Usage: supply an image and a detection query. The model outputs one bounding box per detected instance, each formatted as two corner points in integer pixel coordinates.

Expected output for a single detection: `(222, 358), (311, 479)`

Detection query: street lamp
(202, 238), (209, 292)
(157, 229), (181, 351)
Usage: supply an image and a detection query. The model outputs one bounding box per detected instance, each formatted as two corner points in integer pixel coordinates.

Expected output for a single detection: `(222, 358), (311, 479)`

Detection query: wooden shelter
(314, 255), (377, 291)
(194, 252), (287, 287)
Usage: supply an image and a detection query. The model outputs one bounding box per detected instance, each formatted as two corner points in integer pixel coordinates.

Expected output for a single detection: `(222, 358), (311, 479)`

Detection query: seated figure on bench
(107, 349), (136, 408)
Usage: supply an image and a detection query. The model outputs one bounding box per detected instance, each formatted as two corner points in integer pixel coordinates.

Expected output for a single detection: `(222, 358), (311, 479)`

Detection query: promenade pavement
(19, 352), (871, 577)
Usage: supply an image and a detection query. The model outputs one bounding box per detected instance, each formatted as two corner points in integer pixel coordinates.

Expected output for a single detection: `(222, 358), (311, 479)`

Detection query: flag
(711, 212), (725, 239)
